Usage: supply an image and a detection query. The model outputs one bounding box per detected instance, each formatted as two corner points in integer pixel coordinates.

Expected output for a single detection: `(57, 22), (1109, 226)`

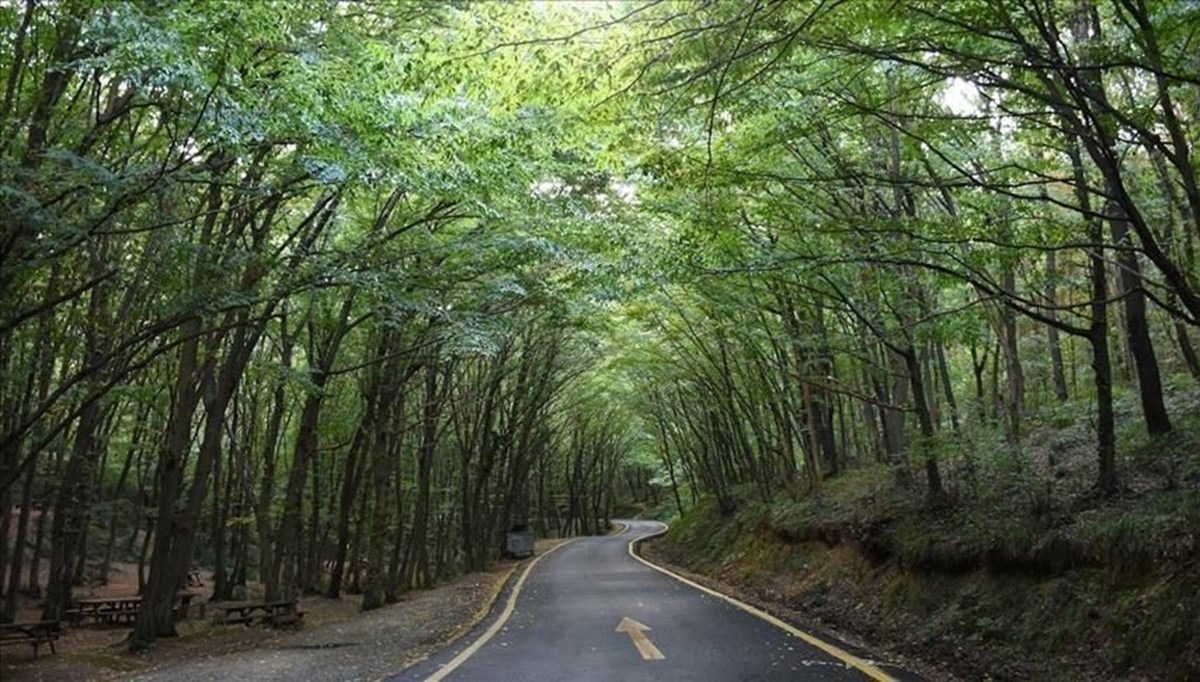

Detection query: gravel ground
(126, 566), (518, 682)
(2, 561), (518, 682)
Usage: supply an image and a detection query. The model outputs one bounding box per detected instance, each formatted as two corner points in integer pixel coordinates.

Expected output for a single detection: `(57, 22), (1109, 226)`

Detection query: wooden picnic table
(0, 621), (61, 657)
(66, 592), (196, 627)
(69, 596), (141, 626)
(217, 600), (304, 627)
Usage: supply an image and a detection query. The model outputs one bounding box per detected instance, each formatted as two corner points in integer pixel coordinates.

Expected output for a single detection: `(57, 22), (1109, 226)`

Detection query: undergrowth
(653, 386), (1200, 680)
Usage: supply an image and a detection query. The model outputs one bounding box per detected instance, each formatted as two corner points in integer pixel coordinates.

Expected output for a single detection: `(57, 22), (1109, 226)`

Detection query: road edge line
(422, 537), (580, 682)
(390, 560), (520, 679)
(627, 522), (896, 682)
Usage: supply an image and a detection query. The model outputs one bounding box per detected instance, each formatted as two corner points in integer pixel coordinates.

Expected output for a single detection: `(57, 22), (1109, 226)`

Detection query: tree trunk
(99, 409), (141, 585)
(363, 333), (404, 611)
(902, 347), (944, 502)
(132, 314), (264, 649)
(326, 418), (368, 599)
(28, 476), (48, 598)
(1045, 251), (1070, 402)
(999, 298), (1024, 442)
(2, 453), (37, 622)
(1108, 200), (1172, 434)
(404, 360), (443, 591)
(277, 294), (355, 601)
(935, 341), (961, 432)
(970, 341), (988, 423)
(1069, 137), (1119, 496)
(41, 380), (103, 621)
(257, 319), (292, 602)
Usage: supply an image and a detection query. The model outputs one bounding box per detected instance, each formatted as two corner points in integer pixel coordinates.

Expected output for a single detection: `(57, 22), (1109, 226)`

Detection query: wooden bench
(217, 600), (304, 628)
(0, 621), (62, 657)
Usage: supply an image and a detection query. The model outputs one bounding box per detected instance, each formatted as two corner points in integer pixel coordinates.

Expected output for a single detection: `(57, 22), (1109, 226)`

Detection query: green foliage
(3, 0), (1200, 665)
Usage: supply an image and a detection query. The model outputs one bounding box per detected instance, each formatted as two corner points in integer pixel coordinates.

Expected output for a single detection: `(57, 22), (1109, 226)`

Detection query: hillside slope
(647, 453), (1200, 681)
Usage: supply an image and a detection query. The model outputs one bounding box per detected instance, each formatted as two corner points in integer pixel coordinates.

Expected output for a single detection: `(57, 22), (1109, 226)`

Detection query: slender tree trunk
(277, 294), (354, 601)
(1108, 200), (1172, 434)
(133, 314), (265, 649)
(903, 347), (944, 502)
(99, 408), (142, 585)
(326, 419), (368, 599)
(969, 339), (988, 423)
(257, 319), (292, 601)
(210, 421), (227, 601)
(2, 454), (36, 622)
(1045, 251), (1070, 402)
(349, 485), (368, 594)
(27, 483), (48, 599)
(302, 449), (322, 594)
(935, 342), (961, 432)
(1092, 252), (1117, 495)
(1069, 138), (1119, 495)
(42, 377), (103, 621)
(404, 360), (443, 591)
(999, 299), (1024, 442)
(0, 473), (10, 605)
(361, 420), (393, 610)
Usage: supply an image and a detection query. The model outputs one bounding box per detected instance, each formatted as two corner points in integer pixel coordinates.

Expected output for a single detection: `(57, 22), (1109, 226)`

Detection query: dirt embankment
(645, 471), (1200, 682)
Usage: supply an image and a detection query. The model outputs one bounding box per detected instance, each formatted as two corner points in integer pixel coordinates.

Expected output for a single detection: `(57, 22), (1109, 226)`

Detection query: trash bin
(505, 525), (535, 558)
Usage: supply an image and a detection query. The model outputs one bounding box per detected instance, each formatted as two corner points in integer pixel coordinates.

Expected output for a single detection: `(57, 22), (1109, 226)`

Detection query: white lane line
(627, 522), (897, 682)
(423, 538), (580, 682)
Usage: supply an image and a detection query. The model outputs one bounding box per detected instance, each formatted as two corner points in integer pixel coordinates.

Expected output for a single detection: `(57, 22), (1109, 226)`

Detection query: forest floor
(642, 389), (1200, 681)
(1, 541), (565, 681)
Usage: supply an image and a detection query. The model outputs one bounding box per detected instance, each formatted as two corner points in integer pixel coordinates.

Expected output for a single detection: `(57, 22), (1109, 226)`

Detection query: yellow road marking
(423, 538), (580, 682)
(615, 616), (665, 660)
(627, 522), (896, 682)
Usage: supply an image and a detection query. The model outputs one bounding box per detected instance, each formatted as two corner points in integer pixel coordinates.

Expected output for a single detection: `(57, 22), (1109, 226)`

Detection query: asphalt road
(397, 520), (919, 682)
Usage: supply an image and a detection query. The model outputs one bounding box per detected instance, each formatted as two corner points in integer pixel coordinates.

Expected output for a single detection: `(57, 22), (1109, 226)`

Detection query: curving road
(396, 520), (920, 682)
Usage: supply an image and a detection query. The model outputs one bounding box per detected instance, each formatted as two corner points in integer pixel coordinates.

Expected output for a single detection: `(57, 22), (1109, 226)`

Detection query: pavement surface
(398, 520), (920, 682)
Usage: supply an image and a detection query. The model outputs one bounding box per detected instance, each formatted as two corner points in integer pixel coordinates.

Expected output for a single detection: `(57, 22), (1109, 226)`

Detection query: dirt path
(3, 561), (521, 682)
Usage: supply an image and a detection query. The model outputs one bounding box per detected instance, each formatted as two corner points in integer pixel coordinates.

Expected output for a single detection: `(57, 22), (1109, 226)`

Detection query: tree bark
(1108, 200), (1172, 434)
(1045, 251), (1070, 403)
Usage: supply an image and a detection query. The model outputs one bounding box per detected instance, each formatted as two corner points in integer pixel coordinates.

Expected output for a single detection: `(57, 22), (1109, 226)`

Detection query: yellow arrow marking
(616, 616), (665, 661)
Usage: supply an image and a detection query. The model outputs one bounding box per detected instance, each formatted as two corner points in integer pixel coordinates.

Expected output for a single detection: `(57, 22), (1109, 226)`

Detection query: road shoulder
(635, 530), (946, 682)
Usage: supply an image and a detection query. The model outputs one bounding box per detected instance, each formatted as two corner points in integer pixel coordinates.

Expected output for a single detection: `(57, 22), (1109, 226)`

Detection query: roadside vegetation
(619, 2), (1200, 679)
(3, 1), (1200, 678)
(651, 386), (1200, 679)
(0, 2), (641, 656)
